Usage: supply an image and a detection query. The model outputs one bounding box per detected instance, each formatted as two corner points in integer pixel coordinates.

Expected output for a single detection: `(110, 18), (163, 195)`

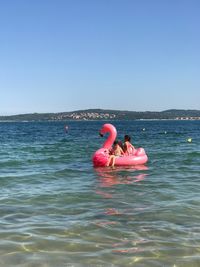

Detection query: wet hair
(124, 134), (131, 142)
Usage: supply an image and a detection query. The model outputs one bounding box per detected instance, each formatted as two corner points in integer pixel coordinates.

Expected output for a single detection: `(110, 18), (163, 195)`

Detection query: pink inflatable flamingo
(92, 123), (148, 167)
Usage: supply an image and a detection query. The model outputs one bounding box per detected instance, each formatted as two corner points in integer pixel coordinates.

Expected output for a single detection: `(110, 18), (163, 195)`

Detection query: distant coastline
(0, 109), (200, 121)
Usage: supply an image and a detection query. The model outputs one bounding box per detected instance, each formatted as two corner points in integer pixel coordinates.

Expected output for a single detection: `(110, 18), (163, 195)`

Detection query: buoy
(187, 138), (192, 143)
(64, 125), (69, 133)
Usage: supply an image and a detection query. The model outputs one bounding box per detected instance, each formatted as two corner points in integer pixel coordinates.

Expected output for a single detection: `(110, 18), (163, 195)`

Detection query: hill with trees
(0, 109), (200, 121)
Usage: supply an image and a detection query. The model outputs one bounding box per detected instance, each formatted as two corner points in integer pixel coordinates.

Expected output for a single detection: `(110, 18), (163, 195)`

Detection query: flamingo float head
(99, 123), (117, 149)
(92, 123), (117, 167)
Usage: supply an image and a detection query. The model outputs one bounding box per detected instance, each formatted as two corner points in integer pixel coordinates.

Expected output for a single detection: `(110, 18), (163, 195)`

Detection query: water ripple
(0, 120), (199, 266)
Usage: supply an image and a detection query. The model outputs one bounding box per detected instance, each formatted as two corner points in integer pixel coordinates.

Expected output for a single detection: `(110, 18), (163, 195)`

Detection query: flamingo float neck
(100, 124), (117, 149)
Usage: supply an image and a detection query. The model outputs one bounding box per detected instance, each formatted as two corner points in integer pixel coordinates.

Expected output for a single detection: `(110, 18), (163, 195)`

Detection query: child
(106, 140), (124, 167)
(123, 134), (135, 156)
(111, 140), (125, 156)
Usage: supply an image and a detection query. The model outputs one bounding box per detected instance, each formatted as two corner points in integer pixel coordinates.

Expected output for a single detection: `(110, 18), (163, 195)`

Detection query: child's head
(113, 140), (119, 146)
(114, 140), (123, 147)
(124, 134), (131, 142)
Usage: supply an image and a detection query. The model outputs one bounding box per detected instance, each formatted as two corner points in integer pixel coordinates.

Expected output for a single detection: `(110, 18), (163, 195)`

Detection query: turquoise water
(0, 120), (200, 267)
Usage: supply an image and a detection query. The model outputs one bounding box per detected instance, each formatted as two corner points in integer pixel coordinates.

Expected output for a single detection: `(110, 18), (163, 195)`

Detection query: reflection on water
(95, 165), (148, 187)
(93, 165), (151, 257)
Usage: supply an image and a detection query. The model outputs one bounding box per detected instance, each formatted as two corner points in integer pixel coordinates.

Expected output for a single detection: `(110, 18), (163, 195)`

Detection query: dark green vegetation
(0, 109), (200, 121)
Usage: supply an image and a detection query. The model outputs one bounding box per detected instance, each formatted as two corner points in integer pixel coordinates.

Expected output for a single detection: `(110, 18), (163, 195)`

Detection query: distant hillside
(0, 109), (200, 121)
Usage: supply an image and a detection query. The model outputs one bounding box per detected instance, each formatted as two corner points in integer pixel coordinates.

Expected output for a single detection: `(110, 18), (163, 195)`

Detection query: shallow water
(0, 120), (199, 266)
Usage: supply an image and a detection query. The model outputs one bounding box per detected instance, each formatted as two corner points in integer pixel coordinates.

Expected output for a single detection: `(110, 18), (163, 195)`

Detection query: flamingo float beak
(99, 132), (104, 137)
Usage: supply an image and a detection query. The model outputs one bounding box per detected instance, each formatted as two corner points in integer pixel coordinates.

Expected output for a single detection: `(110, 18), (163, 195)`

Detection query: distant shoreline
(0, 108), (200, 122)
(0, 119), (200, 124)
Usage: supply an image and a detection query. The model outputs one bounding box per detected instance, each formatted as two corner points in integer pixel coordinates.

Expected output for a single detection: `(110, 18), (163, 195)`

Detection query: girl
(123, 135), (135, 156)
(106, 140), (124, 167)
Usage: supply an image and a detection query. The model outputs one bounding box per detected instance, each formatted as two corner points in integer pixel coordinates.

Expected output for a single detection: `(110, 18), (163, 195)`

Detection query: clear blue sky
(0, 0), (199, 115)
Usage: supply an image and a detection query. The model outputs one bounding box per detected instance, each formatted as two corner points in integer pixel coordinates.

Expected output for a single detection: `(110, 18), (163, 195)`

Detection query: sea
(0, 120), (199, 267)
